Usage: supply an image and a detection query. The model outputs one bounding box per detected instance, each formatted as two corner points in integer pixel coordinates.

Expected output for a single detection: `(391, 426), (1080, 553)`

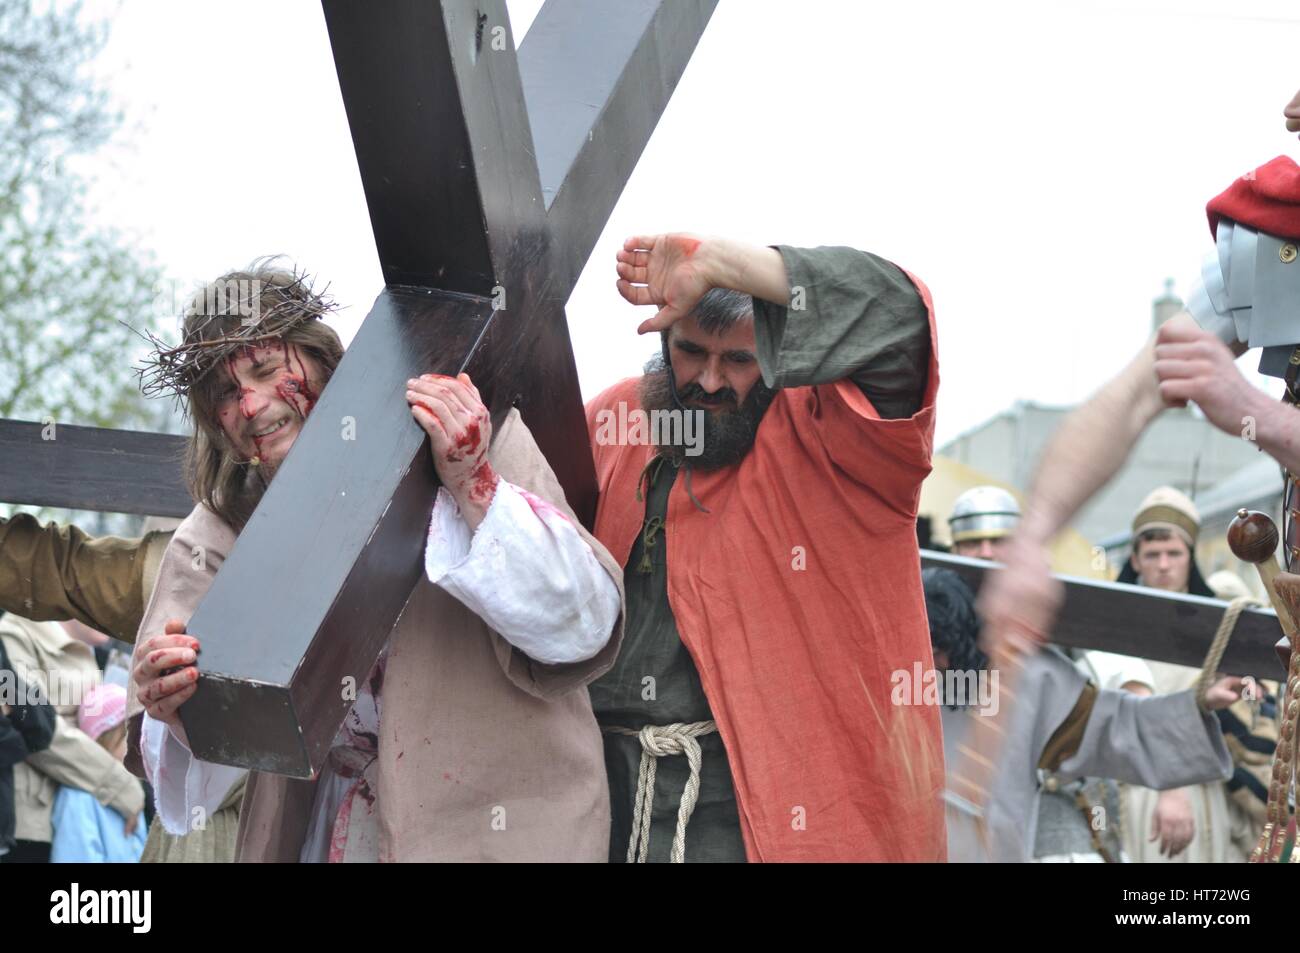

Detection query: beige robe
(128, 409), (624, 862)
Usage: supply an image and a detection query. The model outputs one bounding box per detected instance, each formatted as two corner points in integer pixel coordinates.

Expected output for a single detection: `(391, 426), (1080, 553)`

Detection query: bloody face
(211, 340), (323, 473)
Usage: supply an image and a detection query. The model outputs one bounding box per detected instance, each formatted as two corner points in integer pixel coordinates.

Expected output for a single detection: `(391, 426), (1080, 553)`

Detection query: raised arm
(615, 233), (789, 333)
(616, 233), (931, 419)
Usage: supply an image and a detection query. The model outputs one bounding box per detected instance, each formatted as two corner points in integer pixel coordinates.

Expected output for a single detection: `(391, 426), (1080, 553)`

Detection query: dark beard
(638, 353), (776, 470)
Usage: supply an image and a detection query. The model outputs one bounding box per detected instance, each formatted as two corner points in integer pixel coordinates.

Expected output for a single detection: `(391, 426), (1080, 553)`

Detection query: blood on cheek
(219, 344), (321, 450)
(276, 374), (312, 418)
(279, 342), (320, 417)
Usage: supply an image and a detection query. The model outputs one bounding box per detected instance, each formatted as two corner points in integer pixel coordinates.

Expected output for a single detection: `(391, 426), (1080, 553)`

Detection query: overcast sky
(83, 0), (1300, 446)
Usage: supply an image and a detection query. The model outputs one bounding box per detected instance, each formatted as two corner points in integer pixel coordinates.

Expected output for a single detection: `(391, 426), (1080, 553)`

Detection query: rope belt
(603, 720), (717, 863)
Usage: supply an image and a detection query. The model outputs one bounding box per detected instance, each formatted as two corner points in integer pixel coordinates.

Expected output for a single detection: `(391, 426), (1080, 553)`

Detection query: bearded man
(585, 233), (945, 862)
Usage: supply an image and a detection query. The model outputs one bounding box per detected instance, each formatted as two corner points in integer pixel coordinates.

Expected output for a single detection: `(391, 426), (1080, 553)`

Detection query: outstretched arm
(0, 515), (167, 643)
(982, 310), (1294, 647)
(978, 328), (1169, 644)
(1016, 327), (1170, 550)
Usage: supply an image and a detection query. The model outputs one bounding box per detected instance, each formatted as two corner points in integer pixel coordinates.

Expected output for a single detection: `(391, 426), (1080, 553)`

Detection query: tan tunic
(128, 409), (625, 862)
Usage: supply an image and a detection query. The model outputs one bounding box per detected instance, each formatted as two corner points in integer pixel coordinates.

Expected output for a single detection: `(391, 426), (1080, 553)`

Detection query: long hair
(181, 261), (344, 532)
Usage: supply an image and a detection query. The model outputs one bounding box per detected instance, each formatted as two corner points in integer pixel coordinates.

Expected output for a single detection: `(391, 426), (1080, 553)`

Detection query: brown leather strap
(1038, 681), (1099, 772)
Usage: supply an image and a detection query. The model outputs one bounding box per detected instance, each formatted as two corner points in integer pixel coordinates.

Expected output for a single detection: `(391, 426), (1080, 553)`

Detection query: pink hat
(78, 684), (127, 740)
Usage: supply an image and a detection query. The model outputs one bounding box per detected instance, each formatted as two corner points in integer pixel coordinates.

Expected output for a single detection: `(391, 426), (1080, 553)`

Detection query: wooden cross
(0, 0), (718, 777)
(922, 550), (1287, 676)
(181, 0), (723, 776)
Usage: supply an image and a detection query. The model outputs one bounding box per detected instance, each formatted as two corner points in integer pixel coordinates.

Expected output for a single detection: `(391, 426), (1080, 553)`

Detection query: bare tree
(0, 0), (163, 430)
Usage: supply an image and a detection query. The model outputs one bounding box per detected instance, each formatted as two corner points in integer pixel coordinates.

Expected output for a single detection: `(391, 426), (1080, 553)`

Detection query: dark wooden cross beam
(0, 420), (191, 518)
(176, 0), (718, 776)
(922, 551), (1288, 677)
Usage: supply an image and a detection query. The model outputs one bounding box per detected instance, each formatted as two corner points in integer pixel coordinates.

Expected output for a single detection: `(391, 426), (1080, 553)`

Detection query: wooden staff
(1227, 509), (1300, 863)
(1227, 510), (1299, 638)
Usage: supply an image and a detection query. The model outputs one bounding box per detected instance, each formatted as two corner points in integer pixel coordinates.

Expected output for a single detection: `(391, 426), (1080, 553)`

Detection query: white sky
(81, 0), (1300, 446)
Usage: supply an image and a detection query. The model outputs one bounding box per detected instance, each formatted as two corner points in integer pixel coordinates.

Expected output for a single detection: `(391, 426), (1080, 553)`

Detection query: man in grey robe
(923, 567), (1238, 862)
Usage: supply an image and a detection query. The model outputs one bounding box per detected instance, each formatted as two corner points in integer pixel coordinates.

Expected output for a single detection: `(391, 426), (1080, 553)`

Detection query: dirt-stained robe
(127, 408), (625, 862)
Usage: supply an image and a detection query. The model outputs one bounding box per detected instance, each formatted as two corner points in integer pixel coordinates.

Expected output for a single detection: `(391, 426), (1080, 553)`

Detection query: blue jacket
(50, 786), (148, 863)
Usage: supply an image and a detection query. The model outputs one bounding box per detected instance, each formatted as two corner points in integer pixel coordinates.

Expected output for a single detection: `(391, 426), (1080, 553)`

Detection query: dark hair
(922, 568), (988, 676)
(689, 287), (753, 335)
(1135, 527), (1177, 547)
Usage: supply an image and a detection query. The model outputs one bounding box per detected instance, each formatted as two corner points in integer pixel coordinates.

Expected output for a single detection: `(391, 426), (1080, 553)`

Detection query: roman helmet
(948, 485), (1022, 544)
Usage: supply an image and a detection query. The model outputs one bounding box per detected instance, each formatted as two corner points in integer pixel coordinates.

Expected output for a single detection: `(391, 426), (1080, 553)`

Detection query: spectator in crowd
(1, 631), (57, 861)
(50, 684), (147, 862)
(0, 613), (143, 862)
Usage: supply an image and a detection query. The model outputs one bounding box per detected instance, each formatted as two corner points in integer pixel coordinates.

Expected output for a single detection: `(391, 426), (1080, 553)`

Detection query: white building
(938, 282), (1264, 547)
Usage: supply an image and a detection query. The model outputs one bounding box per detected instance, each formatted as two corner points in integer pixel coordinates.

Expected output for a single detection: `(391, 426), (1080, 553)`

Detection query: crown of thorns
(134, 269), (337, 401)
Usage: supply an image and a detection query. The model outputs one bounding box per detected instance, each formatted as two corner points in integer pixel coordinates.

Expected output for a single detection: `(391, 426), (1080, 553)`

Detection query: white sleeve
(141, 713), (246, 837)
(424, 480), (619, 665)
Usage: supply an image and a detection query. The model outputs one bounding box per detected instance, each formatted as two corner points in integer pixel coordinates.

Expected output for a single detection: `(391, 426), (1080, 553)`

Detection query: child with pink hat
(49, 684), (148, 862)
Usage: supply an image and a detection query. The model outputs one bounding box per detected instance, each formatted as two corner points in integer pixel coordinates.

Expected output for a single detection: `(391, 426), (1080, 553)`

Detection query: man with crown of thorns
(123, 260), (625, 862)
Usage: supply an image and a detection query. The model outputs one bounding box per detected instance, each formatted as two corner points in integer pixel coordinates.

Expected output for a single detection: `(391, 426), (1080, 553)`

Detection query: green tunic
(588, 245), (931, 862)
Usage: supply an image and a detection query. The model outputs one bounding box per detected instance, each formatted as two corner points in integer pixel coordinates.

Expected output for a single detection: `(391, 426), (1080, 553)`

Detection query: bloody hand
(407, 372), (498, 528)
(133, 619), (200, 744)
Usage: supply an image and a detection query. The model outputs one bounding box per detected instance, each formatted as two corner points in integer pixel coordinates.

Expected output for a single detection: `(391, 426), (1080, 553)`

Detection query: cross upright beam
(177, 0), (717, 776)
(519, 0), (719, 296)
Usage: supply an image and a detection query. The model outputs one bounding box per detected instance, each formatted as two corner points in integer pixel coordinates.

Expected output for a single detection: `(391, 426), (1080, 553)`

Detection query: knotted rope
(604, 720), (717, 863)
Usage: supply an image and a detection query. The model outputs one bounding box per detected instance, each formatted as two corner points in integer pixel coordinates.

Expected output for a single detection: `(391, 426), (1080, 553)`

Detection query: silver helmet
(948, 486), (1022, 543)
